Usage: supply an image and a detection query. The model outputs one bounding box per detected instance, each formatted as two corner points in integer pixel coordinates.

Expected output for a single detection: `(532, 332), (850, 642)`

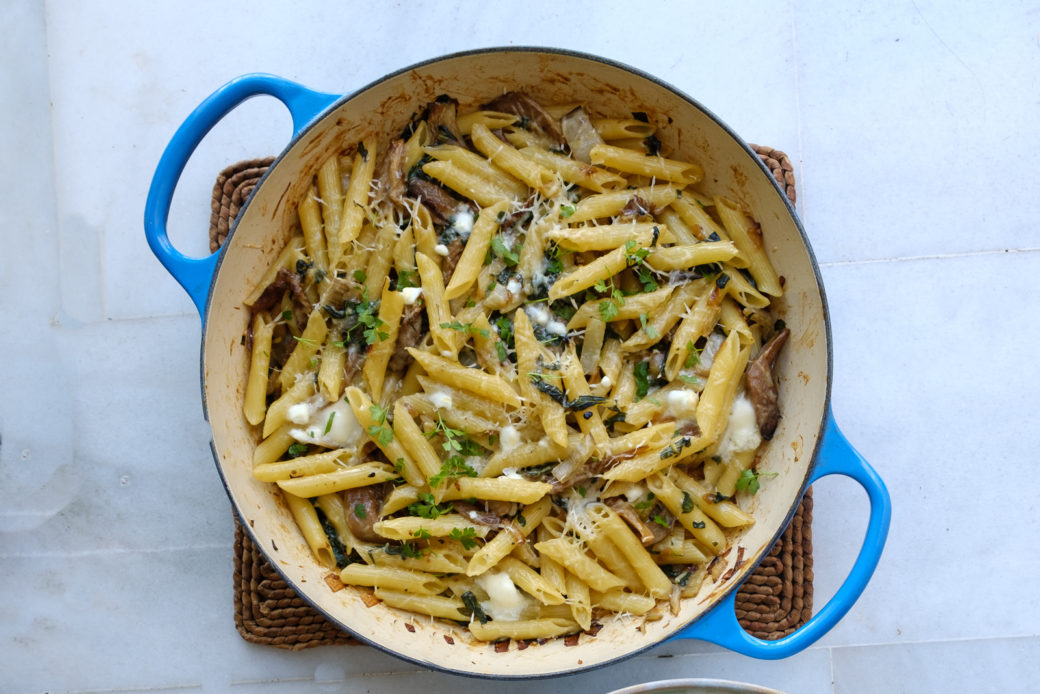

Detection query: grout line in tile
(825, 631), (1040, 652)
(789, 0), (806, 222)
(1, 542), (229, 560)
(818, 246), (1040, 268)
(44, 683), (202, 694)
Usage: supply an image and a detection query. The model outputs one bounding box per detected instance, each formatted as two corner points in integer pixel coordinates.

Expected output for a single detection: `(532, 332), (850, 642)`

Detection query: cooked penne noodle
(244, 312), (274, 426)
(276, 462), (398, 497)
(589, 144), (703, 185)
(471, 123), (559, 197)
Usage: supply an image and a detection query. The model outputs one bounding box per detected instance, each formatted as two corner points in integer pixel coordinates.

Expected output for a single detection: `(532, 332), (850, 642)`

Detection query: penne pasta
(243, 91), (789, 644)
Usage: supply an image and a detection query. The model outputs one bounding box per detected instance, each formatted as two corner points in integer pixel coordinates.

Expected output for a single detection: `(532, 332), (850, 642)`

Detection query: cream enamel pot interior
(145, 48), (890, 678)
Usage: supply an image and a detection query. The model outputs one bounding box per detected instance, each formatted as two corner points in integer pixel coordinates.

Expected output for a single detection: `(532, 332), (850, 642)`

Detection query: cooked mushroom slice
(387, 303), (425, 375)
(406, 177), (465, 226)
(560, 106), (604, 163)
(344, 483), (388, 543)
(484, 91), (565, 146)
(248, 267), (309, 313)
(376, 138), (409, 208)
(605, 497), (671, 546)
(744, 327), (791, 440)
(424, 95), (463, 145)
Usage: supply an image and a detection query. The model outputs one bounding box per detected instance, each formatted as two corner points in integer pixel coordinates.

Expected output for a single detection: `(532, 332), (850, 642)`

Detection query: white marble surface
(3, 0), (1039, 692)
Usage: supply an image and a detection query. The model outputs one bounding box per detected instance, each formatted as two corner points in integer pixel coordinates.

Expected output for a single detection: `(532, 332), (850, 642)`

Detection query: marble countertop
(3, 1), (1039, 692)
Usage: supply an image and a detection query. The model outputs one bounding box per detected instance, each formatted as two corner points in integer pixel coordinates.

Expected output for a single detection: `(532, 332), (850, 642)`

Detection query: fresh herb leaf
(287, 442), (308, 458)
(490, 235), (520, 266)
(281, 309), (294, 321)
(385, 541), (423, 559)
(461, 590), (489, 623)
(429, 455), (478, 488)
(449, 527), (479, 550)
(660, 437), (691, 460)
(735, 469), (779, 495)
(638, 313), (659, 339)
(559, 204), (576, 218)
(634, 493), (655, 511)
(408, 492), (452, 519)
(412, 528), (432, 540)
(634, 361), (651, 400)
(314, 505), (349, 568)
(684, 341), (702, 368)
(353, 503), (367, 519)
(624, 239), (650, 267)
(652, 514), (669, 528)
(681, 491), (695, 514)
(692, 520), (707, 529)
(353, 269), (367, 284)
(367, 405), (393, 447)
(440, 320), (490, 339)
(636, 266), (659, 293)
(324, 411), (336, 435)
(565, 394), (607, 412)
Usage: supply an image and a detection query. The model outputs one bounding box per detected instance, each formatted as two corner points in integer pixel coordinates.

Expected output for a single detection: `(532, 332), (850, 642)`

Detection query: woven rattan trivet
(214, 145), (812, 649)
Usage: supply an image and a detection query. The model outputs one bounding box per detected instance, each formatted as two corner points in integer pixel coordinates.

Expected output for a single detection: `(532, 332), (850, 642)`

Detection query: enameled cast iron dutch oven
(145, 48), (891, 678)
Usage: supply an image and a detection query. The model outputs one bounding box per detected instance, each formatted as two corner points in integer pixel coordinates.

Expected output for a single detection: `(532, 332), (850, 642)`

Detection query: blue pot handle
(672, 407), (891, 658)
(144, 74), (340, 319)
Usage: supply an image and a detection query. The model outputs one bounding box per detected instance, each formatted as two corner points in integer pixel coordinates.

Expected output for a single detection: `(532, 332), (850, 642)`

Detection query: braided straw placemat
(214, 145), (812, 649)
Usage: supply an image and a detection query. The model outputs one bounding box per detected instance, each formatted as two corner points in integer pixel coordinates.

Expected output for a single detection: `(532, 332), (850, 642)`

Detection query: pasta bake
(242, 91), (790, 642)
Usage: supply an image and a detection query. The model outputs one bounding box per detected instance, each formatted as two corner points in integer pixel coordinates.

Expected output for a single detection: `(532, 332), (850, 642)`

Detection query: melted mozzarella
(451, 209), (475, 235)
(429, 390), (453, 409)
(665, 389), (699, 419)
(290, 398), (362, 449)
(400, 287), (423, 305)
(716, 394), (761, 461)
(433, 243), (450, 257)
(499, 425), (521, 452)
(476, 572), (528, 622)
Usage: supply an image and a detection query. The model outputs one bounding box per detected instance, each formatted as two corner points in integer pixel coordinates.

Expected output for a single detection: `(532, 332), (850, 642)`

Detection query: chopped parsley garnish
(681, 492), (695, 514)
(429, 455), (478, 488)
(735, 469), (779, 495)
(353, 269), (367, 284)
(559, 203), (576, 218)
(287, 443), (308, 458)
(638, 313), (659, 339)
(594, 277), (626, 322)
(624, 239), (650, 267)
(440, 320), (490, 339)
(652, 514), (669, 528)
(367, 404), (394, 447)
(385, 542), (423, 559)
(636, 266), (659, 292)
(408, 492), (452, 519)
(323, 411), (336, 435)
(684, 341), (702, 368)
(353, 503), (367, 519)
(428, 414), (483, 456)
(634, 493), (655, 511)
(449, 527), (479, 550)
(490, 235), (520, 266)
(394, 268), (418, 289)
(412, 528), (432, 540)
